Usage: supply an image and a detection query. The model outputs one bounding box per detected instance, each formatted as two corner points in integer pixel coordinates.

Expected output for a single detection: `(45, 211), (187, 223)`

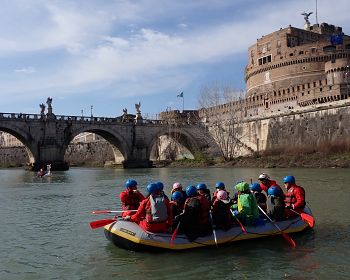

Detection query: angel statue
(39, 103), (46, 115)
(301, 12), (313, 25)
(46, 97), (53, 108)
(122, 108), (128, 122)
(135, 102), (141, 114)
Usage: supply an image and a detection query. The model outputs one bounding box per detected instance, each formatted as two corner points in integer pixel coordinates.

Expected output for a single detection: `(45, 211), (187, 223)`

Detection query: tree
(198, 83), (247, 161)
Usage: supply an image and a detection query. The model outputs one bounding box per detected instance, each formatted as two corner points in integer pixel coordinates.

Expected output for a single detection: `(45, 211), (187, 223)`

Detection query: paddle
(230, 209), (247, 234)
(209, 211), (218, 248)
(91, 210), (137, 214)
(290, 208), (315, 228)
(258, 205), (296, 248)
(89, 219), (116, 229)
(170, 222), (181, 246)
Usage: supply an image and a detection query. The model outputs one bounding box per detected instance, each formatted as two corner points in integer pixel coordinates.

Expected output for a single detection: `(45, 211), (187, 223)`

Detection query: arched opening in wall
(64, 130), (126, 167)
(149, 131), (195, 162)
(0, 130), (34, 168)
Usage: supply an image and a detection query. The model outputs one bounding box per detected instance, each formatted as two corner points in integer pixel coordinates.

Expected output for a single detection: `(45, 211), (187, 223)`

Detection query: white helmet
(258, 173), (270, 180)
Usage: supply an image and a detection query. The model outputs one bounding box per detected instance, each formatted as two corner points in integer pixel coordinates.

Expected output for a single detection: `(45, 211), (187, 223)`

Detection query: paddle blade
(282, 232), (296, 248)
(300, 213), (315, 228)
(170, 228), (178, 246)
(89, 219), (116, 229)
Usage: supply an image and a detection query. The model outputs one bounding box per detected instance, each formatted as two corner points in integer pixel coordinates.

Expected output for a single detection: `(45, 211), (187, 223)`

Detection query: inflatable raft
(103, 206), (314, 251)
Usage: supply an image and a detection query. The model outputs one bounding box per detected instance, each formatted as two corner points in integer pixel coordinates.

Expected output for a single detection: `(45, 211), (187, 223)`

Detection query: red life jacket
(284, 184), (306, 210)
(119, 190), (144, 211)
(260, 180), (277, 193)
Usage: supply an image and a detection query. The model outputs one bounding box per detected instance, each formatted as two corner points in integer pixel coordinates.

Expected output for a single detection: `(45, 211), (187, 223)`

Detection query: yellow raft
(104, 206), (313, 251)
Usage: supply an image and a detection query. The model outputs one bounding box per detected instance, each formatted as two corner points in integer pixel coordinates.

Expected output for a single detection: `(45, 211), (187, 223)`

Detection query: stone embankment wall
(231, 101), (350, 155)
(0, 147), (29, 167)
(0, 142), (117, 167)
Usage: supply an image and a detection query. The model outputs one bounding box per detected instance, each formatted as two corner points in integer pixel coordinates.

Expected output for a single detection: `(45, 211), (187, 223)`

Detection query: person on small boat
(170, 191), (184, 232)
(37, 167), (46, 178)
(283, 175), (306, 218)
(258, 173), (279, 193)
(249, 182), (267, 212)
(119, 179), (145, 218)
(212, 182), (229, 204)
(156, 181), (169, 200)
(171, 182), (187, 203)
(177, 185), (211, 241)
(231, 181), (260, 225)
(212, 190), (234, 231)
(266, 185), (285, 221)
(196, 183), (211, 204)
(124, 183), (172, 233)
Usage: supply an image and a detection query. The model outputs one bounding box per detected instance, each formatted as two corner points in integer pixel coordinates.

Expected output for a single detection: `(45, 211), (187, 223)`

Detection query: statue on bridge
(301, 11), (313, 29)
(122, 108), (128, 122)
(39, 103), (46, 115)
(134, 102), (143, 123)
(46, 97), (53, 116)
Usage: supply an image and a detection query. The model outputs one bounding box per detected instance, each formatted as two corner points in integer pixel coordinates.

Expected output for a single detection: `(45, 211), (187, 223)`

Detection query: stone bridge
(0, 112), (220, 170)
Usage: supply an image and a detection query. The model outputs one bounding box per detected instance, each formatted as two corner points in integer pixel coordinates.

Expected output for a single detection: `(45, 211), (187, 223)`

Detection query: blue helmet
(186, 185), (197, 197)
(268, 186), (282, 197)
(156, 181), (164, 191)
(283, 175), (295, 185)
(125, 179), (137, 188)
(249, 182), (261, 192)
(171, 191), (183, 201)
(215, 182), (225, 189)
(146, 183), (159, 194)
(196, 183), (207, 190)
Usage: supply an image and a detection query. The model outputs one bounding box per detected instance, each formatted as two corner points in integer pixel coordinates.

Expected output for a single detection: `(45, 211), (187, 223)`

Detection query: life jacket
(267, 195), (285, 221)
(254, 192), (267, 211)
(183, 197), (201, 225)
(120, 190), (144, 211)
(145, 194), (168, 223)
(284, 184), (306, 210)
(170, 201), (183, 218)
(260, 180), (277, 193)
(237, 193), (259, 220)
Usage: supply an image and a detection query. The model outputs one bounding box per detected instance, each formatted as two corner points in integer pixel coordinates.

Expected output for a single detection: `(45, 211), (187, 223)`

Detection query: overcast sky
(0, 0), (349, 118)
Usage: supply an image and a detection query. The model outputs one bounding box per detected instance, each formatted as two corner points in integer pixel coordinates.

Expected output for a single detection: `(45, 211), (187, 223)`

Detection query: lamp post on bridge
(90, 105), (93, 118)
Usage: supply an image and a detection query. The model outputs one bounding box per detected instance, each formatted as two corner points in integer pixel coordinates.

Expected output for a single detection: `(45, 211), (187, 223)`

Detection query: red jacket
(284, 184), (306, 214)
(259, 180), (277, 193)
(119, 190), (144, 217)
(131, 195), (172, 233)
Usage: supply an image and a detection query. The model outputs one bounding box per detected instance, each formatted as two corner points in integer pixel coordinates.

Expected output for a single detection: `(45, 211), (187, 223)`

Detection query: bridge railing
(0, 112), (202, 126)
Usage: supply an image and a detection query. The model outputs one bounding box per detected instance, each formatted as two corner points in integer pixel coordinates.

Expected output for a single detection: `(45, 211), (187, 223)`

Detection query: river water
(0, 167), (349, 280)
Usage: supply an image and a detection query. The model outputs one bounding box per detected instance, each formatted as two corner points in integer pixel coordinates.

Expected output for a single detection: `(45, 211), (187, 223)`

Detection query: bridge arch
(64, 126), (131, 164)
(147, 126), (201, 161)
(0, 124), (36, 165)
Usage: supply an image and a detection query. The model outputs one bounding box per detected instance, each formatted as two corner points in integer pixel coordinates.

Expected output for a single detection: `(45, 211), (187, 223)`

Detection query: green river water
(0, 167), (349, 280)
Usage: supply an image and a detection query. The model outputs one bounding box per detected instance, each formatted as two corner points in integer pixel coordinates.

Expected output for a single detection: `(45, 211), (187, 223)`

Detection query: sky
(0, 0), (349, 119)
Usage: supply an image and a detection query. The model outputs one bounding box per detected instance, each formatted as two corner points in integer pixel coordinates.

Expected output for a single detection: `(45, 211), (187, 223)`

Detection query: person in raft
(212, 190), (234, 231)
(258, 173), (279, 194)
(266, 185), (285, 221)
(119, 179), (144, 218)
(249, 182), (267, 212)
(170, 191), (184, 232)
(231, 181), (260, 225)
(171, 182), (187, 203)
(124, 183), (172, 233)
(212, 181), (229, 204)
(177, 185), (211, 241)
(283, 175), (306, 218)
(196, 183), (211, 205)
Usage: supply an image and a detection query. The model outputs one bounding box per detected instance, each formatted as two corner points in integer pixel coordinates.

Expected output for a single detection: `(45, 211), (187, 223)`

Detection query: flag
(177, 92), (183, 98)
(330, 34), (343, 45)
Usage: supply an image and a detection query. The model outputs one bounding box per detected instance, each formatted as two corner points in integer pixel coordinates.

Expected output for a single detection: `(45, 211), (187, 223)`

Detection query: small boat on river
(103, 206), (314, 251)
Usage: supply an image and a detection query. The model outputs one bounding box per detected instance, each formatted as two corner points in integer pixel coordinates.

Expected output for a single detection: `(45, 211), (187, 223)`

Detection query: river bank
(159, 151), (350, 168)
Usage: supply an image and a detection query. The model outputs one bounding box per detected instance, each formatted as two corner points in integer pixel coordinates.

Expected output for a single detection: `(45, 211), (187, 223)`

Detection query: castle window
(308, 83), (310, 88)
(297, 86), (300, 91)
(287, 88), (290, 93)
(319, 80), (322, 86)
(289, 53), (294, 57)
(313, 81), (316, 87)
(299, 51), (304, 55)
(277, 40), (281, 47)
(302, 92), (304, 96)
(302, 85), (305, 90)
(320, 88), (323, 92)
